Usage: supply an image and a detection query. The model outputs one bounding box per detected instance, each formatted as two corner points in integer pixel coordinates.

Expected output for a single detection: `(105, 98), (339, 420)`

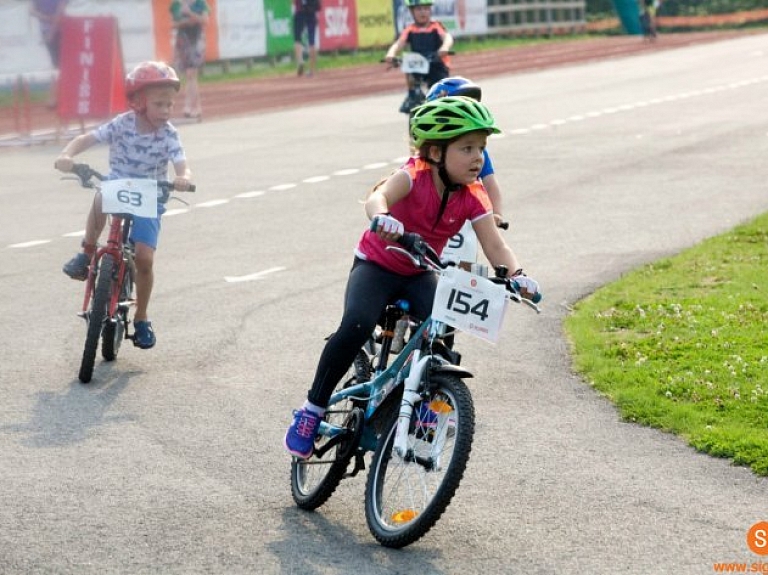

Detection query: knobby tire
(290, 349), (372, 510)
(79, 255), (114, 383)
(102, 262), (132, 361)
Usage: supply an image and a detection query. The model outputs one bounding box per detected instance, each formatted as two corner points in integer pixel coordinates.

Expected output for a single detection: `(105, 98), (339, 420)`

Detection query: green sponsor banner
(265, 0), (294, 56)
(357, 0), (395, 48)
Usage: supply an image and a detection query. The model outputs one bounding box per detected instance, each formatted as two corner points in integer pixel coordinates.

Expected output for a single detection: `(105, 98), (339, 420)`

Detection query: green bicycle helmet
(405, 0), (433, 6)
(410, 96), (500, 149)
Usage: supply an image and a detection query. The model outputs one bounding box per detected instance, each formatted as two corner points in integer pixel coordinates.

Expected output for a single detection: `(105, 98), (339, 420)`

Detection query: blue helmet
(426, 76), (482, 102)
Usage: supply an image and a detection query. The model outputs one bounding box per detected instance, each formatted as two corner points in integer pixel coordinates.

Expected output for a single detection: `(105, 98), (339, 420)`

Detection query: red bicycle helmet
(125, 61), (181, 99)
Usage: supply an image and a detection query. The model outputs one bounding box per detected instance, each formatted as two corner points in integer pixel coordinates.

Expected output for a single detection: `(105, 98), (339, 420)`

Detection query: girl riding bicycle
(55, 61), (194, 350)
(284, 96), (541, 459)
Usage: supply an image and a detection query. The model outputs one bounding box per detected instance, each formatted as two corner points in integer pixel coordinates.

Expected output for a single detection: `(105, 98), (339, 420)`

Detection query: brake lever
(169, 196), (190, 206)
(385, 245), (425, 269)
(60, 173), (97, 189)
(521, 298), (541, 314)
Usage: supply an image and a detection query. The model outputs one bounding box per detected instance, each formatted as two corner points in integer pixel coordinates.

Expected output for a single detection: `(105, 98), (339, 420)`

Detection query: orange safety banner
(152, 1), (219, 66)
(57, 16), (127, 120)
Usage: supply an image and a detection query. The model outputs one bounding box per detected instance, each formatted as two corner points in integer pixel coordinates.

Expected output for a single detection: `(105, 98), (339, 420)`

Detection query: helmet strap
(430, 144), (463, 230)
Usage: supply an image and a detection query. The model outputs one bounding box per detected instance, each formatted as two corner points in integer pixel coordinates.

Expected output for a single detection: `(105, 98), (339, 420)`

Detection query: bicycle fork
(394, 348), (429, 458)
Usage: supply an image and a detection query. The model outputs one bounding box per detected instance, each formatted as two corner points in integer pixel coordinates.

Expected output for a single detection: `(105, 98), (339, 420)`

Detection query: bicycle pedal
(343, 453), (366, 479)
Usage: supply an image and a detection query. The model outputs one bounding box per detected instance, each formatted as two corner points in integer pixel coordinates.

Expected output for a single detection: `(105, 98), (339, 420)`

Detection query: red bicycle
(66, 164), (194, 383)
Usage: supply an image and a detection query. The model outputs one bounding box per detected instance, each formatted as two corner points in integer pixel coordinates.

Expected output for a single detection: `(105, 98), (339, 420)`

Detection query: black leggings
(307, 258), (437, 408)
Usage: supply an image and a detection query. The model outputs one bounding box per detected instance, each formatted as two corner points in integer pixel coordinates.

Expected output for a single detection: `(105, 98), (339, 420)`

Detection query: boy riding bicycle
(54, 61), (194, 350)
(384, 0), (453, 113)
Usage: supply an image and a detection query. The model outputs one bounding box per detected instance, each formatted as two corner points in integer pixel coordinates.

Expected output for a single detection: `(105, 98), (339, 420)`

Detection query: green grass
(564, 213), (768, 475)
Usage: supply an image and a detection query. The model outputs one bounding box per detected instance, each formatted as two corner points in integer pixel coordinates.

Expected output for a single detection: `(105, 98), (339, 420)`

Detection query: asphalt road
(1, 33), (767, 575)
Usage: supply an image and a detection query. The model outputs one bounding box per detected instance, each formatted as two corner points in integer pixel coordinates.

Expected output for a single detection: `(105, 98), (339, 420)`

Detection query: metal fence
(487, 0), (587, 35)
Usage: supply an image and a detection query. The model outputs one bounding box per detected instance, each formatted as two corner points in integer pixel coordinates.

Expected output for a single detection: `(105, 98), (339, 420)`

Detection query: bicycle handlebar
(369, 215), (541, 309)
(382, 50), (455, 67)
(67, 163), (197, 194)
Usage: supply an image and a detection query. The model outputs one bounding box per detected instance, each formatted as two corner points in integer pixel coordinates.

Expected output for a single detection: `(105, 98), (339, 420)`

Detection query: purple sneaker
(284, 408), (322, 459)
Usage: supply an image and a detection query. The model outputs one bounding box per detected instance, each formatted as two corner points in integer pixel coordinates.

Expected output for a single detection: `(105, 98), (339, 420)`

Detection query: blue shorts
(129, 204), (165, 250)
(293, 11), (317, 44)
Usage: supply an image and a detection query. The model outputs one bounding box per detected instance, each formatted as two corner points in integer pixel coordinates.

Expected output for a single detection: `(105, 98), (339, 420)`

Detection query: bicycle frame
(319, 312), (457, 456)
(81, 214), (132, 323)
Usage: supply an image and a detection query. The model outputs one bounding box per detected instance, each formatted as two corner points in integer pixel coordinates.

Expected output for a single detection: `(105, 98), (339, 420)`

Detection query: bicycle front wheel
(290, 349), (371, 510)
(79, 254), (114, 383)
(102, 262), (132, 361)
(365, 373), (475, 548)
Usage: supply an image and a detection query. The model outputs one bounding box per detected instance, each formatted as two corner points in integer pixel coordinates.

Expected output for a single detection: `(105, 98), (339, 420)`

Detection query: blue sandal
(133, 320), (156, 349)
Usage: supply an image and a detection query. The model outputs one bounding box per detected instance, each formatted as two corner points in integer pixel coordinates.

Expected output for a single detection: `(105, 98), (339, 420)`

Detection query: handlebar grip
(159, 182), (196, 192)
(370, 216), (419, 249)
(397, 232), (419, 251)
(510, 279), (542, 305)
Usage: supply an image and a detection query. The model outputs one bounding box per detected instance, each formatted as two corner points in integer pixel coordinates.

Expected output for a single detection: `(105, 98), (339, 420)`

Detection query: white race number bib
(441, 220), (478, 265)
(100, 179), (158, 218)
(400, 52), (430, 75)
(432, 267), (508, 343)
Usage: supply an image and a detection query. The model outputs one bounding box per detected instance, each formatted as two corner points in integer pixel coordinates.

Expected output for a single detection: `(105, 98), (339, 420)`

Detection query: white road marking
(164, 208), (189, 217)
(235, 191), (266, 198)
(224, 267), (286, 283)
(9, 240), (51, 248)
(196, 199), (229, 208)
(9, 76), (768, 251)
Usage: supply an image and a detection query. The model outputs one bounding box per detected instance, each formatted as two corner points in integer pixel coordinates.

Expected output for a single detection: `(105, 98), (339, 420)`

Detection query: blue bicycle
(290, 226), (540, 548)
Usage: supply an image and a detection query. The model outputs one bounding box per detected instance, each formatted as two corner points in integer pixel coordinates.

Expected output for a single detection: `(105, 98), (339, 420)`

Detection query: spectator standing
(640, 0), (658, 40)
(171, 0), (210, 119)
(30, 0), (68, 108)
(293, 0), (321, 77)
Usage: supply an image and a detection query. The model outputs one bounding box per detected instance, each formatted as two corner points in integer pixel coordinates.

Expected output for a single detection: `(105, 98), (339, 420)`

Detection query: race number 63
(100, 179), (159, 218)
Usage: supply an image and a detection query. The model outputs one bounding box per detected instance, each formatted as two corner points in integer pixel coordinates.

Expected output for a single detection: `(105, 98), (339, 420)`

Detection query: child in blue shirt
(54, 61), (194, 349)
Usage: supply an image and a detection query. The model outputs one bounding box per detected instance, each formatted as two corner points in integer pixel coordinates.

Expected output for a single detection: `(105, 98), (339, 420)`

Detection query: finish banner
(57, 16), (127, 120)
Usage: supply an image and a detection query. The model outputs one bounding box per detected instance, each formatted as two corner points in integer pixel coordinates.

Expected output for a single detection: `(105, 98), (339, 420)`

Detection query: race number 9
(446, 233), (464, 250)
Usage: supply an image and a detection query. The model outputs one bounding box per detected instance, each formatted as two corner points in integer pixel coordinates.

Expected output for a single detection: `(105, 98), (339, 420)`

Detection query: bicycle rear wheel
(79, 254), (114, 383)
(364, 373), (475, 548)
(290, 349), (371, 510)
(102, 262), (132, 361)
